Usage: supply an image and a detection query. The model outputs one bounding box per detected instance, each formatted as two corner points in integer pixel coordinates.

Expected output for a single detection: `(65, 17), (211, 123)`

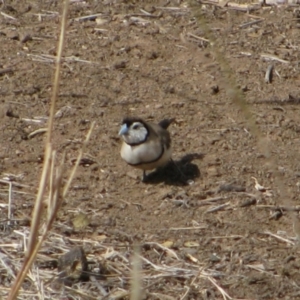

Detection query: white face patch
(121, 122), (148, 145)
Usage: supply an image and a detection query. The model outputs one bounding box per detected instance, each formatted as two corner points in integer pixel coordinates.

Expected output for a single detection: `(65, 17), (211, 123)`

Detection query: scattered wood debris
(251, 177), (273, 197)
(265, 64), (274, 83)
(70, 157), (96, 166)
(57, 247), (89, 286)
(27, 128), (48, 139)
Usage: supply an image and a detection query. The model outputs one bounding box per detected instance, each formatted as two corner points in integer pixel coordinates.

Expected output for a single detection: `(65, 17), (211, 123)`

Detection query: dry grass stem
(206, 202), (231, 213)
(199, 0), (261, 11)
(27, 53), (97, 65)
(167, 226), (207, 230)
(239, 18), (264, 28)
(260, 53), (289, 64)
(263, 231), (295, 245)
(187, 32), (210, 43)
(74, 13), (104, 21)
(0, 11), (17, 20)
(63, 122), (95, 199)
(130, 249), (142, 300)
(265, 64), (274, 83)
(27, 128), (48, 139)
(198, 196), (228, 206)
(206, 275), (233, 300)
(7, 1), (70, 299)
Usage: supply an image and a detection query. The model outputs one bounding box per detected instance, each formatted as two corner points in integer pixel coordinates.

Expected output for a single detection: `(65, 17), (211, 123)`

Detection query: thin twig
(187, 32), (210, 43)
(257, 205), (300, 212)
(198, 196), (228, 206)
(261, 53), (289, 64)
(263, 231), (294, 245)
(206, 203), (231, 213)
(74, 13), (105, 21)
(265, 64), (274, 83)
(0, 11), (17, 20)
(162, 226), (207, 231)
(239, 19), (264, 28)
(63, 122), (95, 198)
(27, 128), (48, 139)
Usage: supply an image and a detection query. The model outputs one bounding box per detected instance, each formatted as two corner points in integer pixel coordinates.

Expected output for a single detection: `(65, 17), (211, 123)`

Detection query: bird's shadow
(144, 153), (204, 186)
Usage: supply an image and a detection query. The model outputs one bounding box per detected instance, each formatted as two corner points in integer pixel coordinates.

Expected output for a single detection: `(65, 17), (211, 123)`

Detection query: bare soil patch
(1, 1), (300, 299)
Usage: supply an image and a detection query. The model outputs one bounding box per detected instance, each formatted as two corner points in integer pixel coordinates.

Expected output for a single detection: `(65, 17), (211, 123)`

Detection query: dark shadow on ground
(144, 153), (204, 186)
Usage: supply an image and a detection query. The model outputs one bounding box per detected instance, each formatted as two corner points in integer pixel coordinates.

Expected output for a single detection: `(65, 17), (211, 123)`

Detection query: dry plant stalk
(7, 124), (94, 300)
(5, 1), (94, 299)
(130, 248), (142, 300)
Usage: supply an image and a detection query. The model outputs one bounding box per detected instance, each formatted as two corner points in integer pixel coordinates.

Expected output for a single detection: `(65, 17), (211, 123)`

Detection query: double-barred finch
(118, 117), (175, 181)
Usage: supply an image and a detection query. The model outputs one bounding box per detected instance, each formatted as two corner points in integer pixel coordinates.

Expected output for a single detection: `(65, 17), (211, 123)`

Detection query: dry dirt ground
(1, 0), (300, 299)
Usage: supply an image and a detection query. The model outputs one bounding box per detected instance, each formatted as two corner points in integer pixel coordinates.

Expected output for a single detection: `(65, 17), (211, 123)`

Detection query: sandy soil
(1, 1), (300, 299)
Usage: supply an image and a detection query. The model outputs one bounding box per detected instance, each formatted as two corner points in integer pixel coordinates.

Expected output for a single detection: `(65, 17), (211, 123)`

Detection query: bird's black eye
(132, 124), (139, 130)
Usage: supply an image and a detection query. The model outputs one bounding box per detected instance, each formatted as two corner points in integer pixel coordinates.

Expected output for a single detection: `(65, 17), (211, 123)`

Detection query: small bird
(118, 117), (174, 181)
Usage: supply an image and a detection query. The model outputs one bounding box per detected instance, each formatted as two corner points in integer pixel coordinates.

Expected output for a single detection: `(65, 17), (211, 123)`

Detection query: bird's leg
(142, 170), (147, 182)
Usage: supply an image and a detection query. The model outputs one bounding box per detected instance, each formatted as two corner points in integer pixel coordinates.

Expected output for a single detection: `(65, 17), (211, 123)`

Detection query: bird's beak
(118, 124), (128, 135)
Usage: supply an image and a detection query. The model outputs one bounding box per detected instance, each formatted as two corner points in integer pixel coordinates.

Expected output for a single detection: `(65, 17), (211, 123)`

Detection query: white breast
(121, 140), (172, 171)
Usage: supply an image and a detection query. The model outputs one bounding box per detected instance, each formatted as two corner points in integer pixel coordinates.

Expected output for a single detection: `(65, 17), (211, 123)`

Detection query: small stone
(205, 154), (220, 166)
(3, 29), (19, 40)
(155, 104), (163, 109)
(113, 60), (126, 69)
(217, 183), (246, 193)
(207, 166), (220, 177)
(209, 136), (220, 145)
(240, 198), (257, 207)
(158, 189), (175, 200)
(210, 253), (221, 262)
(165, 85), (175, 94)
(102, 216), (116, 227)
(171, 101), (184, 108)
(241, 85), (248, 92)
(0, 104), (18, 118)
(147, 51), (159, 59)
(20, 33), (32, 43)
(144, 5), (156, 13)
(211, 85), (219, 95)
(126, 171), (139, 180)
(15, 149), (22, 156)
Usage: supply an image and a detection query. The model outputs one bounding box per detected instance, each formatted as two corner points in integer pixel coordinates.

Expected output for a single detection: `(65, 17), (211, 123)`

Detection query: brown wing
(150, 123), (172, 150)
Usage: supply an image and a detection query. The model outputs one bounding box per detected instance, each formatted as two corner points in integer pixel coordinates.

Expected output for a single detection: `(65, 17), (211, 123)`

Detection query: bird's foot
(142, 170), (148, 182)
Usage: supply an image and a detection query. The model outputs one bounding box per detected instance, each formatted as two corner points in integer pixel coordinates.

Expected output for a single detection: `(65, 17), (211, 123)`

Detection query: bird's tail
(158, 118), (175, 129)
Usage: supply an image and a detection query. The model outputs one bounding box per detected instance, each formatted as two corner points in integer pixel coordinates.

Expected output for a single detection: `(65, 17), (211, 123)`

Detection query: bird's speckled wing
(150, 123), (172, 150)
